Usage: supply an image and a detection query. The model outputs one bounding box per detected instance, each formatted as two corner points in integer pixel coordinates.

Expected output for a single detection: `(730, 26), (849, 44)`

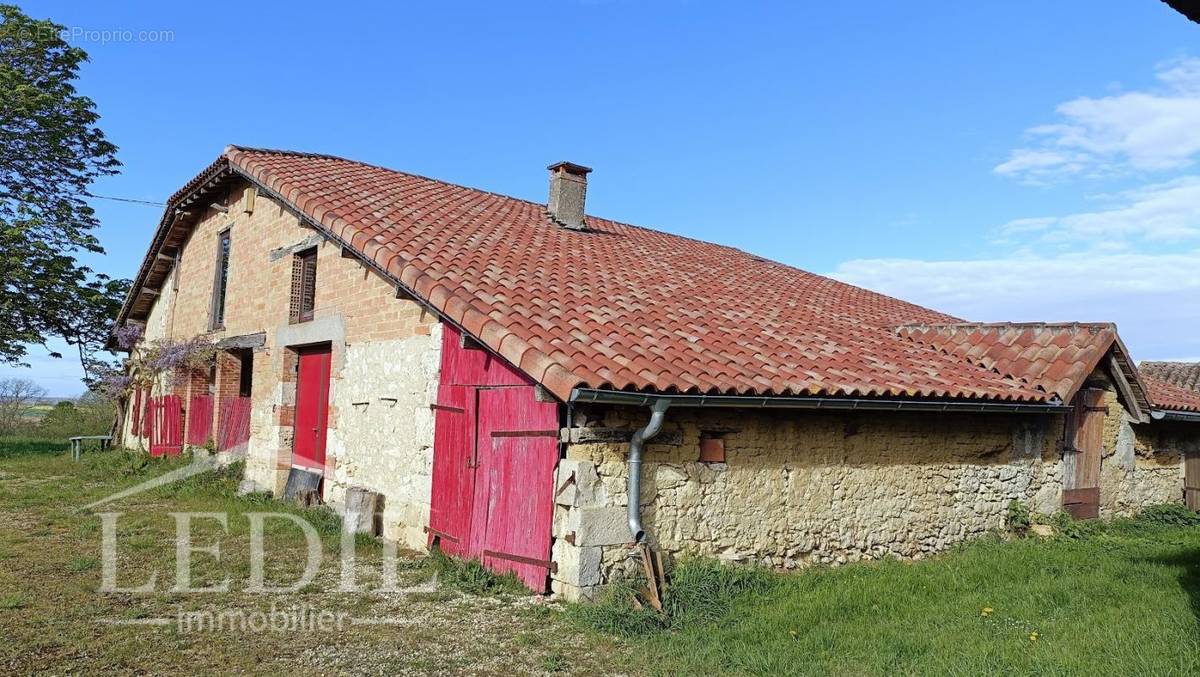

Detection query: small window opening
(211, 230), (232, 329)
(290, 248), (318, 323)
(238, 349), (254, 397)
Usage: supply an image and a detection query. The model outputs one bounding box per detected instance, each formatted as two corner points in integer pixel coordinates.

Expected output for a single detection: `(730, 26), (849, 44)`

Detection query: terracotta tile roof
(129, 146), (1102, 404)
(1141, 362), (1200, 392)
(897, 323), (1122, 403)
(1140, 363), (1200, 413)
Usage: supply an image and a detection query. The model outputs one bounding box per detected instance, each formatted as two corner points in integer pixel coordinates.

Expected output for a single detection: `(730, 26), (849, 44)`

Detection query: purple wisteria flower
(114, 323), (145, 350)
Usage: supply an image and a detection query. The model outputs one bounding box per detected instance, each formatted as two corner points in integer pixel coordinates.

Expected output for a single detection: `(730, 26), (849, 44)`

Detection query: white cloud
(851, 57), (1200, 362)
(996, 58), (1200, 182)
(999, 175), (1200, 243)
(830, 251), (1200, 360)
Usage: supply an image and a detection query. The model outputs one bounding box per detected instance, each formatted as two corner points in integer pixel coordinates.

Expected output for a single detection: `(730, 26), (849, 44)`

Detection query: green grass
(9, 445), (1200, 675)
(0, 437), (71, 458)
(0, 449), (624, 674)
(573, 517), (1200, 676)
(426, 548), (529, 595)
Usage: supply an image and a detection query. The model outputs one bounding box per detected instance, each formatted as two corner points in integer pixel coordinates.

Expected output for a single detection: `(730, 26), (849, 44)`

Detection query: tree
(0, 376), (46, 433)
(0, 4), (125, 377)
(48, 275), (131, 387)
(37, 392), (113, 437)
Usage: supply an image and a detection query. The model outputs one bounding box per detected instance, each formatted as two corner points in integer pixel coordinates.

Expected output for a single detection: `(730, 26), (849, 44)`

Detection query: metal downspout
(628, 399), (671, 543)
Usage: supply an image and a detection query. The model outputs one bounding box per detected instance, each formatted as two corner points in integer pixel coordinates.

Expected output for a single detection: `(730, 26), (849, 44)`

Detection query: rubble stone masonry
(550, 375), (1187, 600)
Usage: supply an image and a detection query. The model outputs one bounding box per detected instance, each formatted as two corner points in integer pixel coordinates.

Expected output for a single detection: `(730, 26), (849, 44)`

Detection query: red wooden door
(428, 385), (476, 557)
(186, 395), (214, 446)
(149, 395), (183, 457)
(475, 387), (559, 590)
(293, 346), (332, 471)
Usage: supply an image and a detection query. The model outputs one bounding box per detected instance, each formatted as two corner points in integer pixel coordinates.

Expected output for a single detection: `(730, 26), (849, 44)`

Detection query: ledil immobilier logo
(87, 453), (435, 632)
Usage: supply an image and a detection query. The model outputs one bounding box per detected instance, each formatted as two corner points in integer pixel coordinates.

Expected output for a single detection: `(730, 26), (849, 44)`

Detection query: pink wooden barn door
(475, 387), (559, 589)
(429, 325), (561, 592)
(428, 384), (476, 558)
(292, 346), (331, 470)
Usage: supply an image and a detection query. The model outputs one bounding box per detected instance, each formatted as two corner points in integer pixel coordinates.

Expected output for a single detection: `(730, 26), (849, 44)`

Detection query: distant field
(20, 405), (54, 422)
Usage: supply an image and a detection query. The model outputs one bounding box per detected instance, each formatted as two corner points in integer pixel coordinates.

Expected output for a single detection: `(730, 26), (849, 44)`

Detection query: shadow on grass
(1140, 547), (1200, 631)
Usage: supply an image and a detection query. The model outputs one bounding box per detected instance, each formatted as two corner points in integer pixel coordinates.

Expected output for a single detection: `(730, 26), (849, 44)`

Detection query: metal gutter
(570, 388), (1068, 413)
(1150, 409), (1200, 423)
(627, 399), (670, 543)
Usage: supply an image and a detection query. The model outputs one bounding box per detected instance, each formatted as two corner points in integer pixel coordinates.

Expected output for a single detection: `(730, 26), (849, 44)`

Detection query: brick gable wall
(121, 180), (441, 548)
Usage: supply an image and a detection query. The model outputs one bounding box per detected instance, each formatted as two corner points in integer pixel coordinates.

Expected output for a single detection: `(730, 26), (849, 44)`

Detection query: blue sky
(8, 1), (1200, 396)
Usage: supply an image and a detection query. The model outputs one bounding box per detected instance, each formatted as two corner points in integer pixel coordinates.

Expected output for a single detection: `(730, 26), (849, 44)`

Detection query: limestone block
(655, 464), (689, 490)
(573, 506), (633, 546)
(556, 458), (607, 507)
(553, 538), (603, 588)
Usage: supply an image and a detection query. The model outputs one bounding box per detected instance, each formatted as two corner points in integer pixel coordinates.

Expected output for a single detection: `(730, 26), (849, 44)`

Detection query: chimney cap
(547, 161), (592, 176)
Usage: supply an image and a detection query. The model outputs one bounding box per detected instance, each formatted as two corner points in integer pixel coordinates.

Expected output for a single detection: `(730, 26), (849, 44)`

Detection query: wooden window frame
(210, 228), (232, 330)
(290, 247), (318, 324)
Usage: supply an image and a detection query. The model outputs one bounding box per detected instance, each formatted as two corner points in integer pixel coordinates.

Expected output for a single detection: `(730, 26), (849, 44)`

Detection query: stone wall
(1095, 378), (1187, 516)
(121, 180), (441, 549)
(551, 379), (1192, 600)
(551, 406), (1062, 599)
(326, 336), (441, 547)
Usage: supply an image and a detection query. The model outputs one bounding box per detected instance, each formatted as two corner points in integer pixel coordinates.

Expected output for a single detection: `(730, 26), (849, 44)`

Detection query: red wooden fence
(148, 395), (183, 457)
(217, 396), (252, 452)
(186, 395), (214, 447)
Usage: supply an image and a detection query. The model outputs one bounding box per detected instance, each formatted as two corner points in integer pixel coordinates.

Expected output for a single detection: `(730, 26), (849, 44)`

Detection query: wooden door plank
(428, 384), (475, 558)
(476, 386), (559, 591)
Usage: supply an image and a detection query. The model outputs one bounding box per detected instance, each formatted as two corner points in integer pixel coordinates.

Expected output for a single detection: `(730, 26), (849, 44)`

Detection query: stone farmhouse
(112, 146), (1200, 599)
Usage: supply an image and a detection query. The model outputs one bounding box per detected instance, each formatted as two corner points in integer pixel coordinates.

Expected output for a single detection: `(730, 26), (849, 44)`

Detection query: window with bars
(290, 248), (318, 323)
(210, 230), (231, 329)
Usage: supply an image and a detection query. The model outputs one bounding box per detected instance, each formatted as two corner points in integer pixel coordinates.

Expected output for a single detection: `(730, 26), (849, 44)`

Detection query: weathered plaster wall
(1093, 379), (1186, 516)
(327, 334), (441, 546)
(125, 181), (441, 549)
(120, 266), (175, 449)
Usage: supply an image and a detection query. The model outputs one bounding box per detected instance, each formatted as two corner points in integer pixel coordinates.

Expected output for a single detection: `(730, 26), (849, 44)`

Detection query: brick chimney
(547, 161), (591, 230)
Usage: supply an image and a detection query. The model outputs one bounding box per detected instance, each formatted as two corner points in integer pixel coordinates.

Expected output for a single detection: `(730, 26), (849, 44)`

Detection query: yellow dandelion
(981, 607), (993, 617)
(1029, 631), (1039, 642)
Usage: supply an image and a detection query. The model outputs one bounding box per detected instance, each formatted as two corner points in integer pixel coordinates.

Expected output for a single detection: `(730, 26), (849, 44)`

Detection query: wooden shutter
(300, 251), (317, 321)
(289, 255), (304, 323)
(289, 249), (317, 324)
(1186, 450), (1200, 511)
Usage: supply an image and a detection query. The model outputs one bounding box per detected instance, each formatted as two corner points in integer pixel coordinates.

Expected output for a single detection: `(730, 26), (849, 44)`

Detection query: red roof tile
(898, 323), (1120, 403)
(1141, 362), (1200, 393)
(125, 147), (1109, 404)
(1140, 363), (1200, 413)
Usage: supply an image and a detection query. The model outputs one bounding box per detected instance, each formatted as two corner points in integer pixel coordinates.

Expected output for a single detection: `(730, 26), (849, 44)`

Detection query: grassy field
(0, 441), (624, 675)
(574, 515), (1200, 676)
(4, 439), (1200, 675)
(0, 436), (71, 458)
